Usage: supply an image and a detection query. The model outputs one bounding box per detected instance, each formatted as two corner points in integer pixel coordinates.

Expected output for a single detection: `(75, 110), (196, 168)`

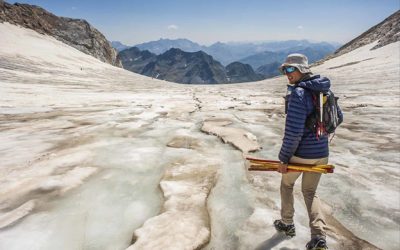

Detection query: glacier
(0, 22), (399, 250)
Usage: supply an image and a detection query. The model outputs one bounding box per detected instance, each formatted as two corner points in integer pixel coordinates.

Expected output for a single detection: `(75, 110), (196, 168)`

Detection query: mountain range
(114, 39), (338, 80)
(3, 1), (397, 86)
(118, 47), (264, 84)
(115, 39), (339, 66)
(240, 43), (336, 69)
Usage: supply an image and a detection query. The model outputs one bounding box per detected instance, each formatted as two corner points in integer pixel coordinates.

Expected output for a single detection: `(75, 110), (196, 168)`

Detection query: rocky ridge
(0, 1), (121, 67)
(336, 10), (400, 55)
(117, 47), (157, 74)
(314, 10), (399, 65)
(141, 48), (228, 84)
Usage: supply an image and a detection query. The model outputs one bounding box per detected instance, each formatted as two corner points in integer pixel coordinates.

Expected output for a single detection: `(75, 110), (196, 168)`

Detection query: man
(274, 54), (337, 250)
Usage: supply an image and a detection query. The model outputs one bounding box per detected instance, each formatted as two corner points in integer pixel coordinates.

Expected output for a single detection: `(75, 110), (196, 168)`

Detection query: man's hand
(277, 162), (288, 173)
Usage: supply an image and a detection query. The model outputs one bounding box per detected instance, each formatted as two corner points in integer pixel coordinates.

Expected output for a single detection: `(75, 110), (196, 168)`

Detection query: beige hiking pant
(280, 155), (328, 238)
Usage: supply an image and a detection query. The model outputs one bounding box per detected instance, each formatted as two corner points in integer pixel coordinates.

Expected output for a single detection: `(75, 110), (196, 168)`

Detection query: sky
(6, 0), (400, 46)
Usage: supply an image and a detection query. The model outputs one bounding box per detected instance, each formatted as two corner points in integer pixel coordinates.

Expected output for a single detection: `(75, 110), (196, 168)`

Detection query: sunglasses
(282, 66), (297, 74)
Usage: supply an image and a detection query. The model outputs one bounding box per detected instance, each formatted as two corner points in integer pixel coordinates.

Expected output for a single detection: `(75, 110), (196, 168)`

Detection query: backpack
(306, 90), (343, 139)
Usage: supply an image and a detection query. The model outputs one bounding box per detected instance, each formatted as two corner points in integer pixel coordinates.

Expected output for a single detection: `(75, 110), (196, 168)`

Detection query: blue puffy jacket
(278, 75), (341, 163)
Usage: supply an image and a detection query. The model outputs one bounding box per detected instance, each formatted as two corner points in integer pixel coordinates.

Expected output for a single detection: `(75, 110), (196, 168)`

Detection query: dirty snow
(0, 22), (399, 250)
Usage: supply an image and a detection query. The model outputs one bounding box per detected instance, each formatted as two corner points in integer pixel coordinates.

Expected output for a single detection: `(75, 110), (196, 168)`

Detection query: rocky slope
(0, 1), (121, 67)
(117, 47), (157, 73)
(315, 10), (399, 64)
(141, 48), (228, 84)
(226, 62), (264, 83)
(132, 39), (339, 66)
(336, 10), (399, 54)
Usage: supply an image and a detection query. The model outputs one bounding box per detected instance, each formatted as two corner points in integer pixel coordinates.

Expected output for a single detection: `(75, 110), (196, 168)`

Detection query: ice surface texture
(0, 22), (399, 250)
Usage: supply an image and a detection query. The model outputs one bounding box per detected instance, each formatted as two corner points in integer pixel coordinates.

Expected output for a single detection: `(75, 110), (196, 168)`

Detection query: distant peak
(166, 47), (183, 52)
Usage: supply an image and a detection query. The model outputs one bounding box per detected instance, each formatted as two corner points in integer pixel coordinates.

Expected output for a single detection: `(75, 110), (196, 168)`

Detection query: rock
(337, 10), (400, 54)
(0, 2), (121, 67)
(314, 10), (400, 64)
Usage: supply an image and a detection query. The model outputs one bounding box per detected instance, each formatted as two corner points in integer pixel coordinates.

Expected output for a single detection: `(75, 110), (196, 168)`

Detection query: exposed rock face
(226, 62), (264, 83)
(117, 47), (157, 73)
(141, 48), (229, 84)
(315, 10), (399, 64)
(0, 1), (121, 67)
(336, 10), (399, 55)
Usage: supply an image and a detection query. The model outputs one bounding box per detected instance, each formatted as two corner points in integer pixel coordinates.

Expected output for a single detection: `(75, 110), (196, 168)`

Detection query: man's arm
(279, 87), (308, 164)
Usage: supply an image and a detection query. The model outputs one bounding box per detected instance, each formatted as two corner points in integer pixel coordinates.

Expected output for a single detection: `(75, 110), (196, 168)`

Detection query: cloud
(71, 6), (77, 10)
(167, 24), (178, 30)
(297, 25), (304, 29)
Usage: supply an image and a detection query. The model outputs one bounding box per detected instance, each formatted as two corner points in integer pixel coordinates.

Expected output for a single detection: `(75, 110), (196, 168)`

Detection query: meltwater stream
(203, 149), (254, 250)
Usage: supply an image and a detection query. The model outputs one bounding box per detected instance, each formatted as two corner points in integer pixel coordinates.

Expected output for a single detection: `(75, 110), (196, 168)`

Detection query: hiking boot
(306, 236), (328, 250)
(273, 219), (296, 237)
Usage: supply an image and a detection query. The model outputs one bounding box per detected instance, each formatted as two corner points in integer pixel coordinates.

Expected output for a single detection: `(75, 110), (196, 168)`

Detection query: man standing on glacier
(273, 53), (340, 250)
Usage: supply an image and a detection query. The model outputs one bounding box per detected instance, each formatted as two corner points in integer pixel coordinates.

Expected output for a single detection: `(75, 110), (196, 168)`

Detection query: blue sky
(6, 0), (400, 45)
